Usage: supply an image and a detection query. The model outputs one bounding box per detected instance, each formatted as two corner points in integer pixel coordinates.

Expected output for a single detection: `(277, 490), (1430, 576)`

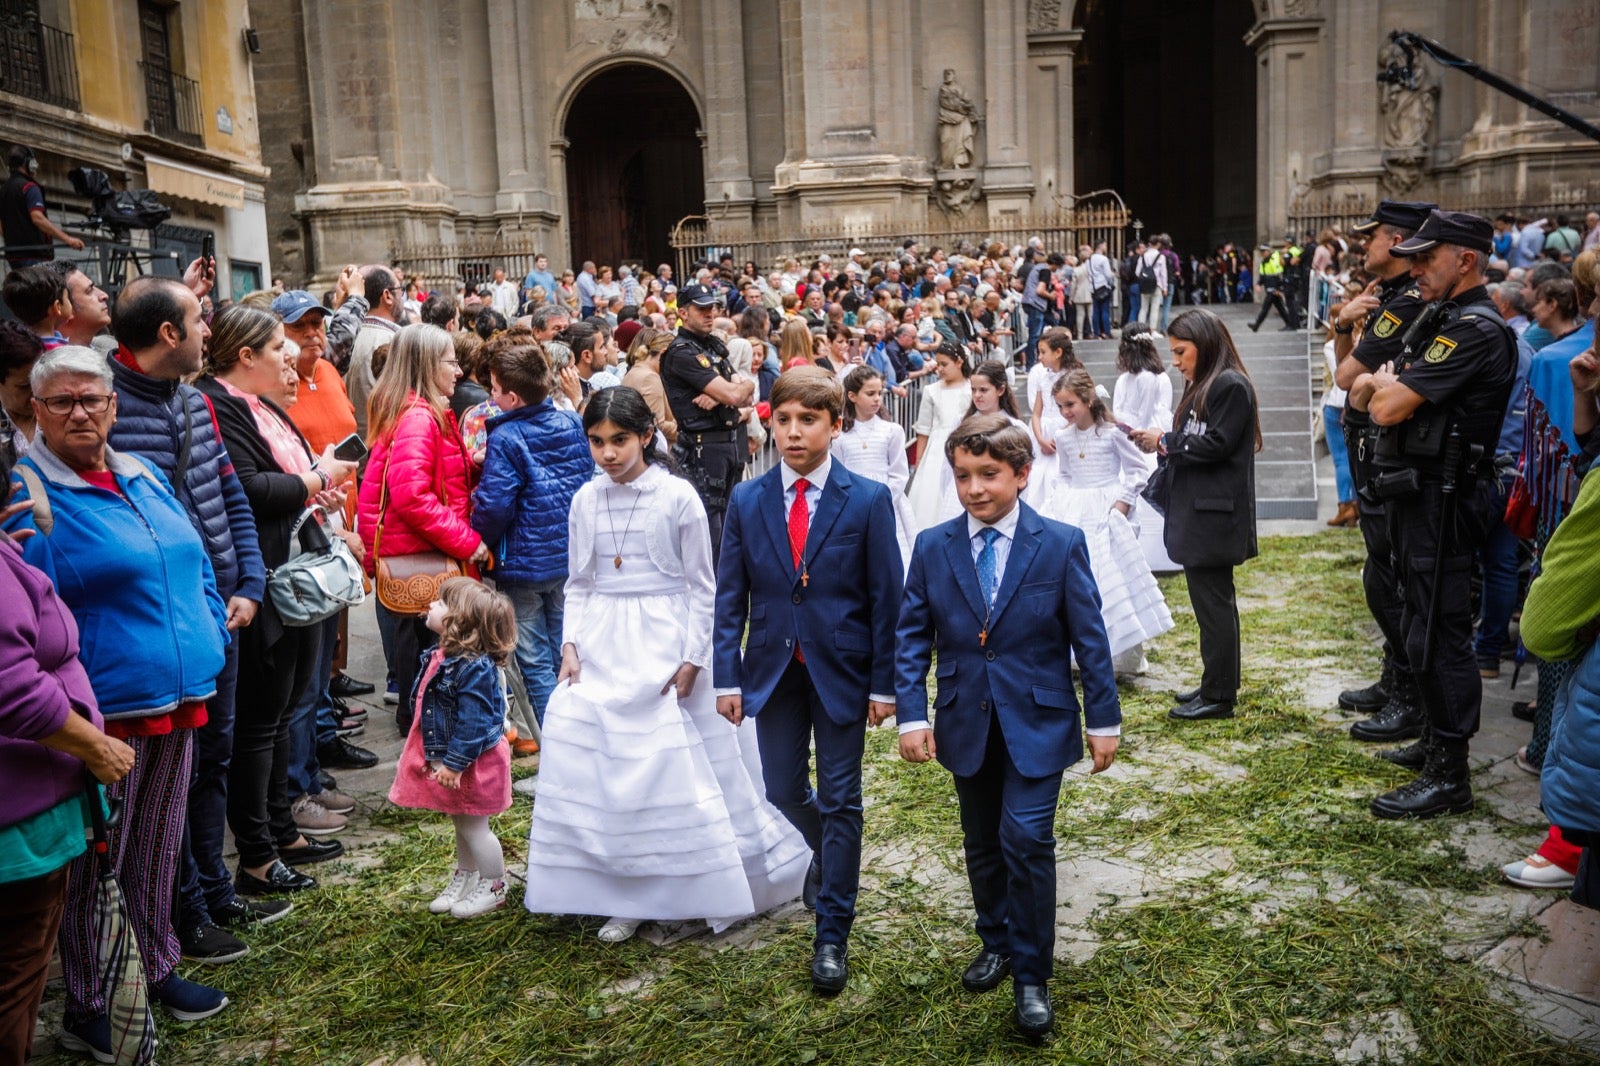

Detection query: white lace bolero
(562, 463), (716, 667)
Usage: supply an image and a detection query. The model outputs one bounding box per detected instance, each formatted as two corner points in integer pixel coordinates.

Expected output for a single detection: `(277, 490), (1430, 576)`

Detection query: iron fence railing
(1288, 190), (1598, 243)
(0, 18), (79, 109)
(670, 192), (1133, 281)
(140, 61), (204, 147)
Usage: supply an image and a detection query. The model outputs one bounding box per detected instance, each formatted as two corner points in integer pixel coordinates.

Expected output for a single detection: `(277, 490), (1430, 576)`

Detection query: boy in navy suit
(714, 367), (903, 993)
(896, 413), (1121, 1037)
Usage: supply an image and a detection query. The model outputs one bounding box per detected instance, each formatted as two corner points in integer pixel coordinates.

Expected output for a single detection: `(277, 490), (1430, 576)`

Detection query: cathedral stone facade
(248, 0), (1600, 286)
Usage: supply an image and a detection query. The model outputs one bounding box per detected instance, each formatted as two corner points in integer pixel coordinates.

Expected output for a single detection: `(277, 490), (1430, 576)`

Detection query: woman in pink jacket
(358, 324), (488, 733)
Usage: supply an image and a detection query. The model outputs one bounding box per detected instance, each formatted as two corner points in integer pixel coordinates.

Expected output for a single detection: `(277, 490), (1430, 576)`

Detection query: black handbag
(1142, 457), (1173, 516)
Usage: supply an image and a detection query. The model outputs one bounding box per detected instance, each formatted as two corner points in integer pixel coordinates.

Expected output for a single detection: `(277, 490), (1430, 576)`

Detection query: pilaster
(983, 0), (1035, 216)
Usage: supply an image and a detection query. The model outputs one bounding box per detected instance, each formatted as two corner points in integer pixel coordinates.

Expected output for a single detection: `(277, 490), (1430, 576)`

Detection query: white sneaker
(598, 917), (641, 942)
(1502, 854), (1576, 890)
(429, 869), (478, 914)
(451, 877), (507, 919)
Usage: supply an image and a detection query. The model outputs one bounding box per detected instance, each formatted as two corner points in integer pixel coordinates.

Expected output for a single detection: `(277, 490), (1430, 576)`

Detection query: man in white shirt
(489, 267), (520, 319)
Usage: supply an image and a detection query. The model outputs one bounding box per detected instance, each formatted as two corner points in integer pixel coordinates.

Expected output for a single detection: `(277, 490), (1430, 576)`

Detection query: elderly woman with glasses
(4, 345), (233, 1049)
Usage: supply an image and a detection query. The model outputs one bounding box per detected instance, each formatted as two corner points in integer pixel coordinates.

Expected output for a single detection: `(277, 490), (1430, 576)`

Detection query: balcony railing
(140, 60), (204, 147)
(0, 19), (80, 110)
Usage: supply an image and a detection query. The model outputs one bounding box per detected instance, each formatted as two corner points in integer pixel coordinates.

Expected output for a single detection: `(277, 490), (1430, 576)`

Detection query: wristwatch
(1334, 322), (1354, 335)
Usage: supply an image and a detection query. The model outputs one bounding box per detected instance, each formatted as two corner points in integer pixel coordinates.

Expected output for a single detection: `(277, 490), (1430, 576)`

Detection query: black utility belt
(679, 429), (738, 444)
(1364, 463), (1483, 502)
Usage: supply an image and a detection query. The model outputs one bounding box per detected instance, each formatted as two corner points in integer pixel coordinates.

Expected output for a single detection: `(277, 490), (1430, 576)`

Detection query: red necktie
(789, 478), (809, 662)
(789, 478), (810, 570)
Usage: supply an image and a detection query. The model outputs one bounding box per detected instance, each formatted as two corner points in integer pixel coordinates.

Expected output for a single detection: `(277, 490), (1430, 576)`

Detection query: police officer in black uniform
(662, 282), (754, 564)
(1329, 200), (1435, 747)
(1348, 210), (1518, 819)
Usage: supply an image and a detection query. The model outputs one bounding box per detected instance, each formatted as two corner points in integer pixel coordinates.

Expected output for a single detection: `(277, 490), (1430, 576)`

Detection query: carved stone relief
(1377, 40), (1438, 193)
(574, 0), (677, 58)
(1026, 0), (1062, 33)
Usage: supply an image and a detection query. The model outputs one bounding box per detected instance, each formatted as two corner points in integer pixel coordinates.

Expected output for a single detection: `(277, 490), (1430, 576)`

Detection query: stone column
(771, 0), (931, 229)
(294, 0), (457, 284)
(1322, 0), (1382, 194)
(1027, 29), (1081, 212)
(482, 0), (560, 244)
(701, 0), (756, 226)
(1245, 11), (1325, 242)
(983, 0), (1035, 218)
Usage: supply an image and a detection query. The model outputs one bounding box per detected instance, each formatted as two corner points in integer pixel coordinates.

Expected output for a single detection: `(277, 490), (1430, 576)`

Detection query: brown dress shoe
(1327, 501), (1358, 527)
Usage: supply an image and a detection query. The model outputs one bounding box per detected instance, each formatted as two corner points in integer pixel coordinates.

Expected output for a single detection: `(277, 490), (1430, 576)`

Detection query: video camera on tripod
(68, 167), (172, 237)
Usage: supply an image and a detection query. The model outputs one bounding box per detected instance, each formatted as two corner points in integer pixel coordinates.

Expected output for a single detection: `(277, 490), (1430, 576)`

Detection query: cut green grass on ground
(34, 530), (1598, 1065)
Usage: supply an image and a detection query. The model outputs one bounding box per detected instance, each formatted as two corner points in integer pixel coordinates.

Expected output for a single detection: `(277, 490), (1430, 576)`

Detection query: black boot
(1338, 660), (1392, 713)
(1377, 718), (1429, 769)
(1349, 697), (1424, 742)
(1370, 740), (1474, 819)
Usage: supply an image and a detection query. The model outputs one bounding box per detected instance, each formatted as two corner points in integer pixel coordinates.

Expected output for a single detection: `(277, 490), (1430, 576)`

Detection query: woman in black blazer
(196, 306), (357, 897)
(1132, 308), (1260, 720)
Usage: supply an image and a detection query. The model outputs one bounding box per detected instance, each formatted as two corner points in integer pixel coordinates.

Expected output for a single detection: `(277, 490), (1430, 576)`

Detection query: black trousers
(1186, 565), (1240, 701)
(1386, 479), (1499, 745)
(678, 438), (743, 567)
(1345, 417), (1416, 699)
(1251, 288), (1295, 329)
(391, 612), (434, 735)
(228, 620), (319, 868)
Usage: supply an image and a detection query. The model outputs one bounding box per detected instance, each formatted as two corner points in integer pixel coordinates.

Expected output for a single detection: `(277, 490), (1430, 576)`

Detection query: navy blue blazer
(714, 461), (903, 724)
(894, 503), (1121, 779)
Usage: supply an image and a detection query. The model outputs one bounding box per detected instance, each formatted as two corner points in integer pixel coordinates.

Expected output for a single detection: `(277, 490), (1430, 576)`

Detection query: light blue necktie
(976, 528), (1000, 608)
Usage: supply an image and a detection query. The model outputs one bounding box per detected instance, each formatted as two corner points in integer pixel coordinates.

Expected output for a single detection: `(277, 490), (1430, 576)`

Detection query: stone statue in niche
(1378, 40), (1438, 193)
(936, 173), (981, 216)
(937, 70), (980, 171)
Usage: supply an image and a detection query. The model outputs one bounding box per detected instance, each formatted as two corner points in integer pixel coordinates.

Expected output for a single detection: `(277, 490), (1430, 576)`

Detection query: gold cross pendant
(979, 628), (987, 646)
(801, 570), (809, 587)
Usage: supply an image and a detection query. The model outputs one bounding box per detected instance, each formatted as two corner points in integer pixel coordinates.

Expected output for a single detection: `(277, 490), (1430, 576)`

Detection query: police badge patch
(1373, 311), (1402, 338)
(696, 355), (711, 368)
(1423, 336), (1457, 364)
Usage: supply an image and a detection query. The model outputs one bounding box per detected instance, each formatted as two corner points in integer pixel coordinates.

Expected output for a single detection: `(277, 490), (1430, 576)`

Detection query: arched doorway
(564, 64), (704, 273)
(1073, 0), (1257, 252)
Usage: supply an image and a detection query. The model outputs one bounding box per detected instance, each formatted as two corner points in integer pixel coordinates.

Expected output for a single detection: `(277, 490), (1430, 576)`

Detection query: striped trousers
(58, 730), (193, 1021)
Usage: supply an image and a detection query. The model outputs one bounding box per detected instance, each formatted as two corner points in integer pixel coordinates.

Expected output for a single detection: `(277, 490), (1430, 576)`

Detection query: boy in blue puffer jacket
(469, 335), (592, 730)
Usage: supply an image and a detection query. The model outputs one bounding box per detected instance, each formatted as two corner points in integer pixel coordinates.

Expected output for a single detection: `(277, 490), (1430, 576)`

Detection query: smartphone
(333, 432), (369, 463)
(1114, 421), (1137, 435)
(201, 233), (215, 272)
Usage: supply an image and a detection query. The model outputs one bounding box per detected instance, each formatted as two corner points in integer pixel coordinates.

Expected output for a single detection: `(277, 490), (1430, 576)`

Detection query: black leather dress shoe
(961, 950), (1012, 993)
(1013, 984), (1054, 1037)
(317, 736), (379, 770)
(1172, 686), (1201, 704)
(235, 860), (316, 896)
(1169, 696), (1235, 721)
(317, 769), (337, 792)
(802, 855), (821, 911)
(811, 942), (848, 994)
(278, 838), (344, 866)
(330, 674), (376, 698)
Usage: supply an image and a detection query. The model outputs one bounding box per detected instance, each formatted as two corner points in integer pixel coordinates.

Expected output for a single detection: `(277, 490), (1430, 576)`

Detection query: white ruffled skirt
(1044, 485), (1175, 659)
(523, 591), (810, 930)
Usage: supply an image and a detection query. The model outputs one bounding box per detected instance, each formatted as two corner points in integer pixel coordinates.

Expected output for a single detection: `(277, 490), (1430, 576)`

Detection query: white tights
(452, 815), (505, 882)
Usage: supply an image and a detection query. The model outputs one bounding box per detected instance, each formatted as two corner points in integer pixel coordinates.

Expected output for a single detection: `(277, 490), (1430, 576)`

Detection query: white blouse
(1052, 422), (1151, 506)
(831, 416), (910, 494)
(1112, 369), (1174, 432)
(562, 464), (715, 667)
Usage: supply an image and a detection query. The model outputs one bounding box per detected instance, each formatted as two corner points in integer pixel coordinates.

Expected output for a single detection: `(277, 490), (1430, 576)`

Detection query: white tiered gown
(1044, 423), (1175, 661)
(906, 380), (970, 531)
(831, 415), (917, 574)
(524, 465), (810, 930)
(1113, 369), (1180, 573)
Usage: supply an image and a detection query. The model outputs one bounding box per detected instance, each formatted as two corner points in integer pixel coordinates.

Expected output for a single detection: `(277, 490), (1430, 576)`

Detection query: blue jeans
(1160, 288), (1175, 331)
(1474, 477), (1520, 666)
(287, 612), (341, 799)
(1125, 284), (1141, 327)
(176, 636), (241, 927)
(1091, 294), (1112, 338)
(1023, 306), (1046, 368)
(504, 577), (565, 727)
(1324, 406), (1355, 504)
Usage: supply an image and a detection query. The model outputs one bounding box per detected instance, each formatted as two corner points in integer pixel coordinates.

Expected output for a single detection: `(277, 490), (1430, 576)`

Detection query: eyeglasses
(440, 358), (461, 367)
(36, 394), (112, 416)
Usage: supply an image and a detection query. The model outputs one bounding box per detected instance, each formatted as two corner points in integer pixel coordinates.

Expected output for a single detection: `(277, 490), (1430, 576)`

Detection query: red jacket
(358, 396), (480, 573)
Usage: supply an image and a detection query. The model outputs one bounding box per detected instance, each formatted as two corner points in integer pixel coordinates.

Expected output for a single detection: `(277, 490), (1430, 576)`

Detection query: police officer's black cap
(1389, 210), (1495, 257)
(677, 283), (723, 308)
(1351, 199), (1437, 235)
